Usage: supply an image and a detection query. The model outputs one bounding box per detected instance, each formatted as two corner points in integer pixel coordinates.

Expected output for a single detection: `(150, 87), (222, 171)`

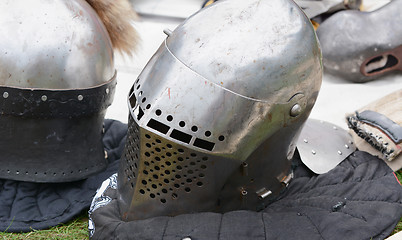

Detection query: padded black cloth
(0, 119), (127, 232)
(89, 151), (402, 240)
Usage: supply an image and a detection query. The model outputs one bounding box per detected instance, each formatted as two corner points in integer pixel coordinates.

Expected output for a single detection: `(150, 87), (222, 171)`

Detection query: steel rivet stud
(41, 95), (47, 101)
(3, 92), (9, 98)
(333, 126), (338, 130)
(182, 238), (192, 240)
(303, 139), (308, 143)
(311, 150), (316, 155)
(345, 144), (349, 149)
(338, 151), (342, 155)
(290, 104), (302, 117)
(77, 95), (83, 101)
(106, 88), (109, 94)
(163, 29), (173, 36)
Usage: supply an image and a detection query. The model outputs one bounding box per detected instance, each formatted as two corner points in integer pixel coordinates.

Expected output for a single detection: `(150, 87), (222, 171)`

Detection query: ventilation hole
(219, 135), (225, 141)
(201, 165), (207, 169)
(174, 183), (180, 188)
(136, 84), (141, 90)
(153, 174), (158, 179)
(199, 173), (205, 177)
(178, 149), (184, 153)
(161, 199), (166, 203)
(147, 119), (170, 134)
(177, 166), (183, 170)
(179, 121), (186, 127)
(191, 153), (196, 157)
(191, 126), (198, 132)
(129, 95), (137, 108)
(185, 187), (191, 192)
(145, 152), (151, 157)
(142, 180), (147, 185)
(156, 139), (162, 144)
(142, 97), (147, 103)
(143, 170), (148, 174)
(150, 193), (155, 198)
(144, 161), (150, 166)
(167, 144), (172, 148)
(145, 134), (151, 139)
(164, 179), (170, 183)
(155, 157), (161, 161)
(186, 179), (192, 183)
(162, 189), (168, 193)
(170, 129), (192, 144)
(205, 131), (211, 137)
(146, 143), (151, 148)
(155, 109), (162, 116)
(194, 138), (215, 151)
(197, 182), (203, 186)
(139, 189), (145, 194)
(155, 148), (161, 152)
(202, 157), (208, 161)
(137, 107), (144, 120)
(166, 161), (171, 166)
(136, 78), (140, 84)
(165, 170), (170, 174)
(175, 174), (181, 179)
(155, 166), (160, 170)
(146, 104), (151, 109)
(167, 115), (173, 121)
(172, 193), (178, 199)
(152, 184), (157, 189)
(166, 152), (172, 157)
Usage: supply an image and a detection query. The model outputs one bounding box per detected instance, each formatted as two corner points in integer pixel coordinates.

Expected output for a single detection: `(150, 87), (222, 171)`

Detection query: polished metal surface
(297, 119), (356, 174)
(316, 0), (402, 82)
(0, 0), (114, 89)
(118, 0), (322, 221)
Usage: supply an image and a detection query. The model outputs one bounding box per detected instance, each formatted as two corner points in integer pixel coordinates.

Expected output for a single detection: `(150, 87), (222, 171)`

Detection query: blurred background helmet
(117, 0), (322, 221)
(0, 0), (116, 182)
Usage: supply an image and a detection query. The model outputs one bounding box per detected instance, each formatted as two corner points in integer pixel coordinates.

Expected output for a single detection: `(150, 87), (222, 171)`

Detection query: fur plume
(86, 0), (140, 56)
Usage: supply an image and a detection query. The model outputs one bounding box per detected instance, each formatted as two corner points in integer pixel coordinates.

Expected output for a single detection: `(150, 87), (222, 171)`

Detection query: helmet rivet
(338, 151), (342, 155)
(163, 29), (173, 36)
(77, 95), (83, 101)
(3, 92), (9, 98)
(290, 104), (302, 117)
(182, 237), (192, 240)
(303, 139), (308, 143)
(345, 144), (349, 149)
(105, 88), (109, 94)
(333, 126), (338, 130)
(311, 150), (316, 155)
(41, 95), (47, 101)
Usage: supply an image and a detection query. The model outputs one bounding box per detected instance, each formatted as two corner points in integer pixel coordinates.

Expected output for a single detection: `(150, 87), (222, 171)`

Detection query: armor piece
(297, 119), (356, 174)
(295, 0), (362, 18)
(117, 0), (322, 221)
(0, 0), (116, 182)
(316, 0), (402, 82)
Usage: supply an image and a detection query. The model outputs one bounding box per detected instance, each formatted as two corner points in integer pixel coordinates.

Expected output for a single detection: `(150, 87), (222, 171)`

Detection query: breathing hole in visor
(193, 138), (215, 151)
(363, 54), (398, 75)
(147, 119), (170, 134)
(170, 129), (192, 144)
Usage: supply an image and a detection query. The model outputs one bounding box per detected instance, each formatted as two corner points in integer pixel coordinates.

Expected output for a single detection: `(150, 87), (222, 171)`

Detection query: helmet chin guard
(118, 0), (322, 221)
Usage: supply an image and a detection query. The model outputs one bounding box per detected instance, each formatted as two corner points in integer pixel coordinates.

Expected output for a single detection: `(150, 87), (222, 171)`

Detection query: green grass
(1, 170), (402, 239)
(0, 211), (88, 240)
